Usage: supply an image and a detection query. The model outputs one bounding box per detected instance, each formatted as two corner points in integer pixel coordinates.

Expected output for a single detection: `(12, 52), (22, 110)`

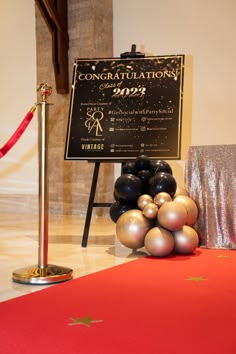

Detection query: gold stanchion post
(12, 83), (73, 284)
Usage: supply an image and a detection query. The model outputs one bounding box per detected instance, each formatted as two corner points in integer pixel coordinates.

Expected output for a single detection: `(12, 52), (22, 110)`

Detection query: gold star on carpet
(185, 276), (207, 282)
(68, 316), (103, 327)
(216, 254), (230, 258)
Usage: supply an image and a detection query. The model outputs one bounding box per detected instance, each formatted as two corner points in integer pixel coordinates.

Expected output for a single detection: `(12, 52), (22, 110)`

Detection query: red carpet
(1, 248), (236, 354)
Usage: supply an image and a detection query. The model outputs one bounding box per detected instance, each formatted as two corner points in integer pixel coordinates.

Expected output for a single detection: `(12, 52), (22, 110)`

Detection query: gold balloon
(157, 201), (187, 231)
(174, 185), (188, 197)
(173, 225), (199, 254)
(144, 226), (174, 257)
(116, 209), (153, 250)
(137, 194), (153, 210)
(174, 195), (198, 226)
(154, 192), (172, 207)
(143, 202), (158, 219)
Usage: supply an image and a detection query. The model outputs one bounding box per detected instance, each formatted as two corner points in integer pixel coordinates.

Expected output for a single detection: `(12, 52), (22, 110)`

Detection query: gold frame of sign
(185, 144), (236, 249)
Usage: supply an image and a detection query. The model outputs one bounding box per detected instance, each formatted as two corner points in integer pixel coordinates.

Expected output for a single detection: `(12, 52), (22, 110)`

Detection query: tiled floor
(0, 213), (147, 302)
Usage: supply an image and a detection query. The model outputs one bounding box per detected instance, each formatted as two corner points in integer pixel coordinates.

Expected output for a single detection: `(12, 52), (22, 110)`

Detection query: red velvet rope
(0, 106), (36, 159)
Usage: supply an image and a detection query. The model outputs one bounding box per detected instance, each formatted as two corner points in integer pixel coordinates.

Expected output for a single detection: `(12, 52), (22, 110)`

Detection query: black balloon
(135, 155), (151, 172)
(150, 160), (173, 175)
(114, 173), (143, 203)
(148, 172), (177, 197)
(113, 191), (120, 202)
(122, 161), (137, 175)
(109, 201), (136, 223)
(137, 170), (153, 192)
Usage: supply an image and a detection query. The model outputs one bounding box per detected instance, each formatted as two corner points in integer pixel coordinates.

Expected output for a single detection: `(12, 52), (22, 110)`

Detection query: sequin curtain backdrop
(185, 145), (236, 249)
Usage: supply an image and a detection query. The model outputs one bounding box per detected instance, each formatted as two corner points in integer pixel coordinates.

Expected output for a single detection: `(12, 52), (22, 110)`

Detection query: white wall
(0, 0), (37, 194)
(113, 0), (236, 184)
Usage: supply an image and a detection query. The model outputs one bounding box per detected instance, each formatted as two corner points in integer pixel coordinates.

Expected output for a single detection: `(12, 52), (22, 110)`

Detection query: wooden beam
(35, 0), (69, 94)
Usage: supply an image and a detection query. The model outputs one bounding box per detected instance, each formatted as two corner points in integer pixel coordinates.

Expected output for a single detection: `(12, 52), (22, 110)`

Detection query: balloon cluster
(110, 155), (199, 257)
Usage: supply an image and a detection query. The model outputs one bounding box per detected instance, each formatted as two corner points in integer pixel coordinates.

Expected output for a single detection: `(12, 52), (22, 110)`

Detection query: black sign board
(65, 55), (184, 161)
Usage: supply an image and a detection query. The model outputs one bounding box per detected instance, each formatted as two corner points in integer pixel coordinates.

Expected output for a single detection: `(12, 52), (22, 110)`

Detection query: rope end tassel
(0, 103), (37, 159)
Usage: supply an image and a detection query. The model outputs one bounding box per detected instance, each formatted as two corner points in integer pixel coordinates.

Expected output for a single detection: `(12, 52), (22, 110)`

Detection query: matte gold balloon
(174, 195), (198, 226)
(137, 194), (153, 210)
(154, 192), (172, 207)
(144, 226), (174, 257)
(157, 201), (187, 231)
(116, 209), (153, 250)
(143, 202), (158, 220)
(173, 225), (199, 254)
(174, 185), (188, 197)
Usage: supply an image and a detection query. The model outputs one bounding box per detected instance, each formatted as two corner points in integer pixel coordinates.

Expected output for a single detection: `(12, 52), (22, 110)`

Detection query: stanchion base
(12, 264), (73, 285)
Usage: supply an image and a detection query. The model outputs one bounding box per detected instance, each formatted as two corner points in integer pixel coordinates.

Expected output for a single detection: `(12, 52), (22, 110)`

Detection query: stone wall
(35, 0), (114, 216)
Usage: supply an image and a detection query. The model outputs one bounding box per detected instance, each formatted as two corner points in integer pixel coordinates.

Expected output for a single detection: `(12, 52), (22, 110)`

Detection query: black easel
(81, 161), (113, 247)
(81, 45), (145, 247)
(120, 44), (145, 59)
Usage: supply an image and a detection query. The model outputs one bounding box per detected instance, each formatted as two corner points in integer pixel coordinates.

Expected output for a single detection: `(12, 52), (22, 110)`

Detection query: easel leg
(81, 162), (100, 247)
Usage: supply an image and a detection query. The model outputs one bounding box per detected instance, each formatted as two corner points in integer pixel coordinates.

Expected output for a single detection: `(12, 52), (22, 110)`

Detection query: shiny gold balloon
(137, 194), (153, 210)
(116, 209), (153, 250)
(154, 192), (172, 207)
(174, 195), (198, 226)
(174, 185), (188, 197)
(173, 225), (199, 254)
(144, 226), (174, 257)
(143, 202), (158, 220)
(157, 201), (187, 231)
